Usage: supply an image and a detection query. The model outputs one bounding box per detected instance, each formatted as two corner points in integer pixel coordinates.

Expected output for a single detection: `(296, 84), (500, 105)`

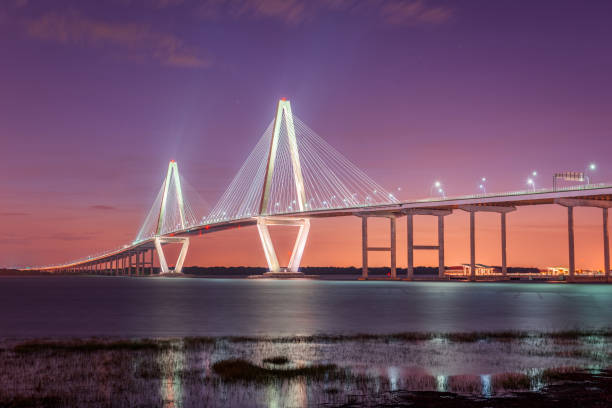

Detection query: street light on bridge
(526, 170), (538, 192)
(479, 177), (487, 194)
(586, 163), (596, 184)
(527, 178), (535, 192)
(430, 181), (444, 197)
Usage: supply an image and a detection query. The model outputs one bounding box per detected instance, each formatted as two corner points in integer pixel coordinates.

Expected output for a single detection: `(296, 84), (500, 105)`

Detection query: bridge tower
(153, 160), (190, 274)
(257, 99), (310, 275)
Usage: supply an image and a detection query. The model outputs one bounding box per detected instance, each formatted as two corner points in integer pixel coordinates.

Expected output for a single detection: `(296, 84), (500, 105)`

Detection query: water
(1, 276), (611, 337)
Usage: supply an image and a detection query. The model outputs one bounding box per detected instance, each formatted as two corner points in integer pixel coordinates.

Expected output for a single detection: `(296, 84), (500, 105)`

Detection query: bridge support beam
(154, 236), (189, 274)
(459, 205), (516, 281)
(605, 208), (610, 282)
(556, 198), (612, 282)
(150, 248), (155, 275)
(568, 206), (575, 281)
(357, 212), (398, 279)
(403, 209), (452, 280)
(256, 217), (310, 274)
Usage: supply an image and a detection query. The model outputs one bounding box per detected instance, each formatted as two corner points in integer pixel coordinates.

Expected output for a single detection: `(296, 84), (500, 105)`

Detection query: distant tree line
(182, 266), (540, 276)
(2, 265), (540, 276)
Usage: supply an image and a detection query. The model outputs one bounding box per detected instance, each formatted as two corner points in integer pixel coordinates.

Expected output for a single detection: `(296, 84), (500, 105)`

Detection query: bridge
(26, 99), (612, 282)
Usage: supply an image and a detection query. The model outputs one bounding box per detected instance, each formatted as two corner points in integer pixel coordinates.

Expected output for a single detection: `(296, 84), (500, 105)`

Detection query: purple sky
(1, 0), (611, 268)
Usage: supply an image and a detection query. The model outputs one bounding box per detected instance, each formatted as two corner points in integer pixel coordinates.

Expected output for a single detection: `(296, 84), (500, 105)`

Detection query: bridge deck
(29, 184), (612, 271)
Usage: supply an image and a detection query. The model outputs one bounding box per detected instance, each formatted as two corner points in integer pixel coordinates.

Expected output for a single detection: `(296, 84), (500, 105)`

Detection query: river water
(1, 276), (610, 337)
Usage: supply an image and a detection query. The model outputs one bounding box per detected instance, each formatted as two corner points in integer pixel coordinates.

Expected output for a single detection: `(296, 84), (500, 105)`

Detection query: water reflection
(436, 374), (448, 392)
(387, 366), (400, 391)
(160, 343), (184, 407)
(265, 380), (307, 408)
(2, 277), (612, 337)
(480, 374), (492, 397)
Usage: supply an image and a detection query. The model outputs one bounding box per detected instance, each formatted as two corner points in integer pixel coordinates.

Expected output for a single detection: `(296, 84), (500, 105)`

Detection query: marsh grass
(211, 358), (342, 383)
(13, 338), (173, 353)
(262, 356), (290, 365)
(0, 395), (66, 408)
(212, 329), (612, 344)
(182, 337), (216, 349)
(1, 331), (610, 407)
(541, 367), (579, 382)
(491, 372), (531, 390)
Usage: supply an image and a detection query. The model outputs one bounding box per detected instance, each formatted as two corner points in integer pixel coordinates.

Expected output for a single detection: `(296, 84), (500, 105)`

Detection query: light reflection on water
(0, 277), (611, 337)
(2, 277), (611, 407)
(138, 334), (612, 407)
(436, 374), (447, 392)
(161, 342), (184, 408)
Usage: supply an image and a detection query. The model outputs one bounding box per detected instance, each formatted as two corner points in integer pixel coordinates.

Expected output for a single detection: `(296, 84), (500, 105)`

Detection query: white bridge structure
(27, 99), (612, 282)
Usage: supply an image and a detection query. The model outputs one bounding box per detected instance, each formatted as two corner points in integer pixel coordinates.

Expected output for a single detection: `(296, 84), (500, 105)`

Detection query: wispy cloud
(24, 10), (211, 68)
(46, 232), (96, 241)
(377, 0), (452, 25)
(195, 0), (452, 26)
(196, 0), (307, 24)
(89, 205), (117, 211)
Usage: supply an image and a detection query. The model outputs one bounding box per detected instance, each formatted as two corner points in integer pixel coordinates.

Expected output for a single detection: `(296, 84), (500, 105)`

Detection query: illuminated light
(590, 163), (596, 170)
(281, 97), (287, 101)
(205, 226), (210, 230)
(435, 181), (441, 187)
(532, 171), (537, 176)
(482, 177), (486, 182)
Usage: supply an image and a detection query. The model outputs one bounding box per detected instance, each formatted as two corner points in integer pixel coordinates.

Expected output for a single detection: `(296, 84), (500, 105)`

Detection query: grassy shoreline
(2, 330), (611, 407)
(6, 328), (612, 351)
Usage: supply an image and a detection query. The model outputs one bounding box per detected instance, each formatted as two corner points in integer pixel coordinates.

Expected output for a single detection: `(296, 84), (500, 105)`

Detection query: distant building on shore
(445, 264), (500, 276)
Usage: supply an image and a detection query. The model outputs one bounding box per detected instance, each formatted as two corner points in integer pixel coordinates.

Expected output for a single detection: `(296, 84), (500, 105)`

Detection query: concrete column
(604, 208), (610, 281)
(406, 213), (414, 280)
(470, 211), (476, 281)
(501, 212), (507, 276)
(568, 206), (575, 282)
(361, 217), (368, 278)
(438, 215), (445, 278)
(390, 217), (397, 279)
(150, 248), (154, 275)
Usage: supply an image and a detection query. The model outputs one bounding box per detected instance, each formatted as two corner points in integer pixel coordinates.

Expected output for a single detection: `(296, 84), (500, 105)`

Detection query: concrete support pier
(459, 205), (516, 281)
(604, 208), (610, 282)
(556, 198), (612, 282)
(470, 211), (476, 281)
(404, 209), (452, 280)
(568, 206), (575, 281)
(501, 212), (508, 276)
(255, 216), (310, 277)
(358, 212), (399, 279)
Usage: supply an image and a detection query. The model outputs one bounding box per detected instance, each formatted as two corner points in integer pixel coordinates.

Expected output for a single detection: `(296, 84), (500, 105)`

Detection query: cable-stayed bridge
(26, 99), (612, 282)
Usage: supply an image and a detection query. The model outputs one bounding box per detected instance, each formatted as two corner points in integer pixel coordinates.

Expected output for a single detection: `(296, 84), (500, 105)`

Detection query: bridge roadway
(32, 183), (612, 282)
